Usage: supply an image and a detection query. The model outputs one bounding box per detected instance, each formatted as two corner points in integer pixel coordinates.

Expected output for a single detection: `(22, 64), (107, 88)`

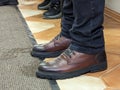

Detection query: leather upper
(32, 35), (71, 52)
(38, 49), (107, 73)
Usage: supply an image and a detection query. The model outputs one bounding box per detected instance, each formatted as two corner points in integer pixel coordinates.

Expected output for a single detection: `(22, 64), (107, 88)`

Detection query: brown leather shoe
(36, 49), (107, 80)
(31, 35), (71, 59)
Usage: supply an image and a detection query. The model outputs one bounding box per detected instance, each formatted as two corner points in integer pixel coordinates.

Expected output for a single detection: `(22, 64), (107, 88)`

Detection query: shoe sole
(43, 12), (62, 19)
(31, 50), (64, 59)
(36, 61), (107, 80)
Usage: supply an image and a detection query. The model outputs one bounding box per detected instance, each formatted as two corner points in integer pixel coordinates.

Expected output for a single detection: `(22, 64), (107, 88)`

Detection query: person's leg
(60, 0), (74, 38)
(31, 0), (74, 59)
(70, 0), (105, 54)
(36, 0), (107, 80)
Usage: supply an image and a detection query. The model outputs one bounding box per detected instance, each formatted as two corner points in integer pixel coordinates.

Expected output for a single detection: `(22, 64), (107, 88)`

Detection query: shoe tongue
(55, 35), (61, 40)
(63, 49), (74, 58)
(50, 2), (60, 10)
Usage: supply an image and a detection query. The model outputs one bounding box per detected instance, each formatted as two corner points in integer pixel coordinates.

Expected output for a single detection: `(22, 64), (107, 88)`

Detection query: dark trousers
(61, 0), (105, 54)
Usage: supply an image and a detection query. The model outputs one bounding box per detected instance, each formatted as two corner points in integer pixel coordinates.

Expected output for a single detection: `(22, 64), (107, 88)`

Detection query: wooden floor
(18, 1), (120, 90)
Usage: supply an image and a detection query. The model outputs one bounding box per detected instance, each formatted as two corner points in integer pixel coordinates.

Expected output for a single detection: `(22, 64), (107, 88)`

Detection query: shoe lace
(52, 34), (61, 42)
(46, 34), (61, 47)
(55, 34), (61, 40)
(61, 49), (75, 62)
(49, 2), (60, 11)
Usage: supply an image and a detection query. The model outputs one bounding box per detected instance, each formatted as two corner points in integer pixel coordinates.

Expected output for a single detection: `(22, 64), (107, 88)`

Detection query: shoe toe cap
(32, 44), (45, 52)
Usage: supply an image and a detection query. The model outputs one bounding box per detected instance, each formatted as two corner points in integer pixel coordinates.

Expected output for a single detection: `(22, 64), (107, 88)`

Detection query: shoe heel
(90, 62), (107, 73)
